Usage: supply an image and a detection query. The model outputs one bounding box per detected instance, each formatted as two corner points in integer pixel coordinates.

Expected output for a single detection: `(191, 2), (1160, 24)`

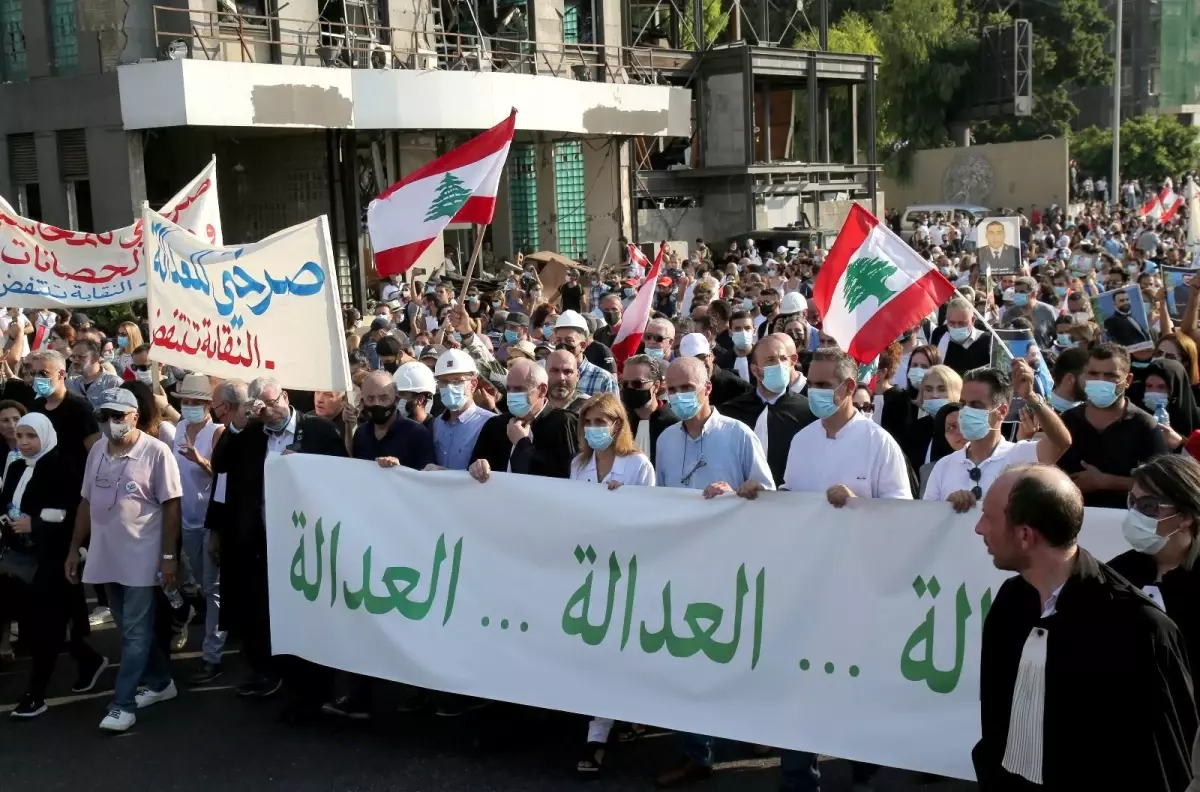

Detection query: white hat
(775, 245), (787, 254)
(434, 349), (477, 377)
(780, 292), (807, 315)
(393, 361), (436, 394)
(679, 333), (712, 358)
(555, 310), (589, 332)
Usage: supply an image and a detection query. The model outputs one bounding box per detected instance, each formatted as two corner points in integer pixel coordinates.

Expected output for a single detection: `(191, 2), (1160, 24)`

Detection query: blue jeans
(106, 584), (173, 713)
(181, 526), (226, 664)
(682, 735), (819, 791)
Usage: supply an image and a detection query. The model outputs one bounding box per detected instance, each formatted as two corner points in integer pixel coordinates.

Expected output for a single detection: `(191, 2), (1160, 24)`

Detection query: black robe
(930, 326), (992, 375)
(710, 366), (754, 408)
(973, 548), (1196, 791)
(470, 406), (578, 479)
(720, 390), (815, 486)
(626, 403), (677, 463)
(1107, 549), (1200, 681)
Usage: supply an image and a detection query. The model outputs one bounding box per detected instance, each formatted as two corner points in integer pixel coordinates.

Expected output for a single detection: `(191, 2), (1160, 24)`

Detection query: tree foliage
(680, 0), (729, 50)
(1070, 115), (1200, 182)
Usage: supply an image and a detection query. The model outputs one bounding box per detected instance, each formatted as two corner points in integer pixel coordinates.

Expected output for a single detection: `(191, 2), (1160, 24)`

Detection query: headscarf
(1130, 358), (1200, 438)
(10, 413), (57, 512)
(930, 401), (964, 464)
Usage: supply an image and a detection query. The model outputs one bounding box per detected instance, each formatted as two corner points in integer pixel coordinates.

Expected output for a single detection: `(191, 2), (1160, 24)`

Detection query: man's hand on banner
(826, 484), (856, 508)
(947, 490), (977, 513)
(469, 458), (492, 483)
(702, 481), (733, 499)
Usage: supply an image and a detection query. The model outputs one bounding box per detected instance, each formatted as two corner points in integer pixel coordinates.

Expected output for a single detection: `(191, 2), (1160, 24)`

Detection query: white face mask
(108, 420), (133, 441)
(134, 370), (154, 385)
(1121, 509), (1177, 555)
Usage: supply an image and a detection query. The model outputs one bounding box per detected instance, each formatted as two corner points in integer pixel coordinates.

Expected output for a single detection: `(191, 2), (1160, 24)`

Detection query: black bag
(0, 545), (37, 585)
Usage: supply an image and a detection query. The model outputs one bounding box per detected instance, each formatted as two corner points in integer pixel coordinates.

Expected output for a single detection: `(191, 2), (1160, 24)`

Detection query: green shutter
(508, 143), (539, 254)
(563, 0), (580, 44)
(0, 0), (26, 80)
(49, 0), (77, 74)
(553, 140), (587, 261)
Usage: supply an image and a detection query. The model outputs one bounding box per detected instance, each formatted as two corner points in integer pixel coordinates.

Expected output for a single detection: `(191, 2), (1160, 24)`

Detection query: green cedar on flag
(424, 173), (474, 222)
(813, 205), (956, 363)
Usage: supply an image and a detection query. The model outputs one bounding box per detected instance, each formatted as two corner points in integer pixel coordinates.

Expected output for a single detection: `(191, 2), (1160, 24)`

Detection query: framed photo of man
(1092, 284), (1154, 353)
(973, 217), (1022, 275)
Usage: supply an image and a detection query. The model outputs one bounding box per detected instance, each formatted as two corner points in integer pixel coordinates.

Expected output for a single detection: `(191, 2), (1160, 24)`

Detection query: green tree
(424, 172), (473, 222)
(680, 0), (730, 49)
(1070, 115), (1200, 182)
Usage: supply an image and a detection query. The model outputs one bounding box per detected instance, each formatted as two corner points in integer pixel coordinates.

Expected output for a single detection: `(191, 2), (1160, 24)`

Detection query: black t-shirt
(560, 283), (583, 313)
(1056, 401), (1168, 509)
(33, 391), (99, 475)
(585, 341), (617, 375)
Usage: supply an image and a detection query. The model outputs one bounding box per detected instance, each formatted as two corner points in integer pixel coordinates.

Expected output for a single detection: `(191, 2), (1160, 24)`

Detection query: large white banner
(145, 208), (350, 391)
(0, 159), (222, 307)
(266, 455), (1129, 781)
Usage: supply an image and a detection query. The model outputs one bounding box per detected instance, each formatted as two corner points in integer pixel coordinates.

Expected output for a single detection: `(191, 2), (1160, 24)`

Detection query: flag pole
(457, 224), (488, 302)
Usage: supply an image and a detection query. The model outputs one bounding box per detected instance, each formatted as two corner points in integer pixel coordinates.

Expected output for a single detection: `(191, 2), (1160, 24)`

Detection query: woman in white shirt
(569, 393), (655, 489)
(573, 394), (653, 776)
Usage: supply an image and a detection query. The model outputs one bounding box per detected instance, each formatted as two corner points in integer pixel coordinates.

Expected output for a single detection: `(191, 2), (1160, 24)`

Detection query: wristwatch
(161, 554), (177, 561)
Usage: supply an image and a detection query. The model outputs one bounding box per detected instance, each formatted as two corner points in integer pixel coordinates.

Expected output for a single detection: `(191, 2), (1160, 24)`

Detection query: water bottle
(157, 571), (184, 610)
(1155, 403), (1170, 428)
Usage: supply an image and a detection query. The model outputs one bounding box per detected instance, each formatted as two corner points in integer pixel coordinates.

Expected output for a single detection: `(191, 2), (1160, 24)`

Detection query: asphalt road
(0, 614), (978, 792)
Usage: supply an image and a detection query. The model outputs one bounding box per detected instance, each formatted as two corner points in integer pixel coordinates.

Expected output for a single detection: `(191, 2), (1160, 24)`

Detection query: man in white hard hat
(757, 291), (808, 341)
(392, 360), (439, 428)
(427, 349), (496, 471)
(551, 310), (618, 398)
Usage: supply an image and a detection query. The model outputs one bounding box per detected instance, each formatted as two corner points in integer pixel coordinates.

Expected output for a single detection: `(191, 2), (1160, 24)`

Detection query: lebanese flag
(1159, 187), (1183, 222)
(627, 245), (651, 282)
(813, 205), (956, 363)
(611, 242), (665, 370)
(368, 110), (516, 276)
(1139, 193), (1163, 219)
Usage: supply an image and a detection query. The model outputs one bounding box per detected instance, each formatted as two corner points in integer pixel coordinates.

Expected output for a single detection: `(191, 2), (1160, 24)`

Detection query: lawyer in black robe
(471, 405), (578, 478)
(626, 401), (676, 463)
(930, 324), (991, 376)
(974, 547), (1196, 791)
(721, 389), (814, 487)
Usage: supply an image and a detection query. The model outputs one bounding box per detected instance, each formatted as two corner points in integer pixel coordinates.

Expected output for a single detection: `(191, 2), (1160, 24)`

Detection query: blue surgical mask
(1012, 292), (1030, 307)
(492, 300), (501, 309)
(1056, 333), (1074, 348)
(907, 367), (929, 389)
(807, 387), (841, 419)
(1083, 379), (1119, 408)
(32, 377), (53, 398)
(181, 406), (208, 424)
(1142, 392), (1170, 412)
(116, 336), (128, 349)
(1131, 360), (1150, 369)
(742, 298), (754, 311)
(645, 347), (666, 360)
(542, 325), (554, 338)
(1054, 286), (1067, 297)
(623, 288), (634, 298)
(733, 330), (754, 350)
(1050, 393), (1081, 413)
(505, 281), (515, 290)
(507, 390), (532, 417)
(584, 426), (614, 451)
(761, 362), (791, 394)
(504, 329), (520, 344)
(958, 406), (995, 441)
(948, 326), (972, 343)
(923, 397), (949, 418)
(440, 383), (470, 411)
(668, 392), (702, 421)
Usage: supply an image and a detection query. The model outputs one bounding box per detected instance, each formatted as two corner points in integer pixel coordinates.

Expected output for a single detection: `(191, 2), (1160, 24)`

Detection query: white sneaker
(89, 607), (113, 626)
(134, 680), (178, 709)
(99, 708), (136, 732)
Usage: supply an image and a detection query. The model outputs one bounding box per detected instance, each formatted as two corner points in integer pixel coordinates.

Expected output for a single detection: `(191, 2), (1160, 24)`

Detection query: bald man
(719, 334), (816, 486)
(973, 464), (1195, 791)
(468, 357), (578, 480)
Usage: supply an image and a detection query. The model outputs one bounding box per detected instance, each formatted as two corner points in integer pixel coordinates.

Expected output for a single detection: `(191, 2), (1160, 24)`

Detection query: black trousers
(0, 575), (101, 699)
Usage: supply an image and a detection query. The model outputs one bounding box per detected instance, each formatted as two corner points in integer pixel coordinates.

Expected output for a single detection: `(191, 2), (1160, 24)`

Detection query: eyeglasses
(623, 378), (653, 389)
(644, 334), (671, 343)
(968, 466), (983, 500)
(261, 392), (287, 407)
(855, 402), (874, 415)
(1128, 491), (1177, 519)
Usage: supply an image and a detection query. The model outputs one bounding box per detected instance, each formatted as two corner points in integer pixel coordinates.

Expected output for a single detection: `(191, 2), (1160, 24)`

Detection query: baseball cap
(505, 312), (530, 327)
(657, 276), (673, 288)
(70, 312), (90, 329)
(679, 333), (712, 357)
(555, 310), (589, 332)
(434, 349), (477, 377)
(370, 317), (394, 332)
(418, 344), (445, 361)
(96, 388), (138, 413)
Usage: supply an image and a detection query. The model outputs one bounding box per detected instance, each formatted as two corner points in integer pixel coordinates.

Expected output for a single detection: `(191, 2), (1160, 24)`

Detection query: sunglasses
(855, 403), (874, 415)
(968, 466), (983, 500)
(1128, 491), (1176, 519)
(644, 334), (670, 343)
(131, 364), (151, 372)
(97, 410), (132, 422)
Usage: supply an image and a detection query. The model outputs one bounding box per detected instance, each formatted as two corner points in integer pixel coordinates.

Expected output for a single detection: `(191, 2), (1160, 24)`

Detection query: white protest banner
(0, 158), (221, 307)
(266, 456), (1129, 781)
(145, 208), (349, 391)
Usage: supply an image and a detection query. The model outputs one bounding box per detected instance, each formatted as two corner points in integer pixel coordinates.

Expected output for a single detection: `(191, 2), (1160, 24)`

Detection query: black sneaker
(321, 695), (371, 720)
(10, 695), (47, 719)
(236, 674), (282, 698)
(71, 655), (110, 693)
(189, 661), (222, 686)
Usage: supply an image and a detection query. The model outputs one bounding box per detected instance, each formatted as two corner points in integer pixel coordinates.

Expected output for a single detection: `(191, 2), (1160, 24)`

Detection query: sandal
(576, 742), (606, 774)
(615, 723), (647, 743)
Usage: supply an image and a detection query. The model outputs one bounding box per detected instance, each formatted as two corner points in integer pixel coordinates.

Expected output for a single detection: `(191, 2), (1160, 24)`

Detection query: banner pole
(457, 224), (488, 302)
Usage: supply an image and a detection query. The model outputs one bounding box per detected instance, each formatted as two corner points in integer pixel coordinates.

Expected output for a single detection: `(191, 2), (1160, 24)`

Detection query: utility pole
(1111, 0), (1122, 205)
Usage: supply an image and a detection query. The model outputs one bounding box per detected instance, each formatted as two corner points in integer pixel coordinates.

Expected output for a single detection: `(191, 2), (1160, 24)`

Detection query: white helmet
(434, 349), (477, 377)
(393, 361), (436, 394)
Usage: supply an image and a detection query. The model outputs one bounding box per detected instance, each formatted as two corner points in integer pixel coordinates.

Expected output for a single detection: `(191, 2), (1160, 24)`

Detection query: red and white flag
(1138, 192), (1162, 219)
(611, 243), (665, 370)
(368, 110), (516, 277)
(1159, 187), (1183, 222)
(813, 205), (956, 363)
(626, 245), (651, 282)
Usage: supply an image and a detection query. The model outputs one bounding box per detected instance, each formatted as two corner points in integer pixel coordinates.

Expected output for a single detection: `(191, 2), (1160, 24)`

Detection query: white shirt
(782, 412), (911, 499)
(922, 438), (1040, 502)
(929, 226), (945, 247)
(266, 410), (298, 456)
(571, 452), (656, 487)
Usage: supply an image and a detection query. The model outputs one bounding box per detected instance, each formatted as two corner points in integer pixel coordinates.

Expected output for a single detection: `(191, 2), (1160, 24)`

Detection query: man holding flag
(609, 243), (666, 373)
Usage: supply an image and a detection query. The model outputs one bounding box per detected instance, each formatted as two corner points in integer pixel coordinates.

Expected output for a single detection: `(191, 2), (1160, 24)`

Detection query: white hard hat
(393, 361), (436, 394)
(555, 310), (589, 332)
(679, 333), (712, 357)
(434, 348), (477, 377)
(775, 245), (787, 254)
(780, 292), (808, 315)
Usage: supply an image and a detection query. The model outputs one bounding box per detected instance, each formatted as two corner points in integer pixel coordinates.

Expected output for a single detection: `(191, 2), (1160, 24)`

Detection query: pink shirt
(82, 431), (183, 587)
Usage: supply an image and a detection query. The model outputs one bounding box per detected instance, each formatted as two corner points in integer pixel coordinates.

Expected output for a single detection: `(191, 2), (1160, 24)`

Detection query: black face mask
(621, 386), (653, 411)
(797, 350), (813, 376)
(366, 405), (396, 425)
(602, 310), (621, 327)
(760, 303), (776, 314)
(381, 360), (399, 374)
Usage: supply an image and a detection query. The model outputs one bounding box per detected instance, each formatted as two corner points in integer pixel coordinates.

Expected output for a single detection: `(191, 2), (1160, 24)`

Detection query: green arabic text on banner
(265, 456), (1127, 780)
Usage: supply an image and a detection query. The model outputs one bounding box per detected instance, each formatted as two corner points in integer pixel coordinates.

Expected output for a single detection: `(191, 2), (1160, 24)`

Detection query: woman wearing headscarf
(0, 413), (107, 718)
(918, 402), (966, 497)
(1130, 357), (1200, 444)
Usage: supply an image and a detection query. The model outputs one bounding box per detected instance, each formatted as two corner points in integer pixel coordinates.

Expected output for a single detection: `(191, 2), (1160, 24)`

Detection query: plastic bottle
(1155, 403), (1171, 428)
(157, 571), (184, 610)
